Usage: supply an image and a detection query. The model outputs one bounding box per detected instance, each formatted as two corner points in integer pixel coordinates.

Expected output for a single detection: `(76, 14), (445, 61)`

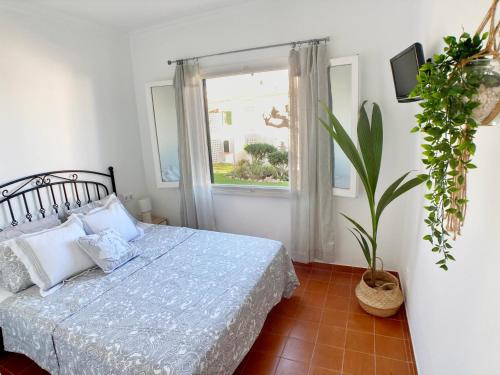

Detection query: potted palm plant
(321, 102), (426, 317)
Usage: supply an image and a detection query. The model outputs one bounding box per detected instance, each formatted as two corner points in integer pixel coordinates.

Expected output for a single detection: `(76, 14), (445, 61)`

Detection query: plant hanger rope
(447, 0), (500, 238)
(475, 0), (500, 58)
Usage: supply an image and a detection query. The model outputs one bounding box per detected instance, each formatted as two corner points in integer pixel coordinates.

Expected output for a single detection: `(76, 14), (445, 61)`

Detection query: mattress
(0, 224), (298, 375)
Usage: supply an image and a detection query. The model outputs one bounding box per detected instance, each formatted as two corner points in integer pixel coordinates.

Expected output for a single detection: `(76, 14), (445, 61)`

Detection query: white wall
(130, 0), (420, 269)
(0, 3), (147, 222)
(3, 1), (498, 373)
(402, 1), (500, 374)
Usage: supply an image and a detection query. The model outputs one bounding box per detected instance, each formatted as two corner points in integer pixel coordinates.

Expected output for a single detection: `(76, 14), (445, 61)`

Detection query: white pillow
(0, 215), (62, 293)
(78, 195), (142, 242)
(8, 216), (95, 296)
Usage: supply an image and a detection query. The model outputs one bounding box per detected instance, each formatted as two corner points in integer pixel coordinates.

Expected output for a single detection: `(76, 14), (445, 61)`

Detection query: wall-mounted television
(390, 43), (425, 103)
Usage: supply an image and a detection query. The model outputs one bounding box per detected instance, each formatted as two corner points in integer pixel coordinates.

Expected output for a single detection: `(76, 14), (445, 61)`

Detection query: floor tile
(295, 267), (311, 277)
(306, 280), (330, 294)
(310, 367), (342, 375)
(374, 318), (405, 338)
(233, 357), (247, 375)
(390, 307), (406, 321)
(296, 273), (310, 284)
(375, 356), (411, 375)
(3, 354), (36, 374)
(348, 313), (375, 333)
(328, 282), (351, 297)
(312, 262), (333, 270)
(309, 269), (332, 283)
(321, 308), (349, 328)
(332, 264), (353, 273)
(275, 358), (309, 375)
(325, 295), (350, 311)
(345, 330), (375, 354)
(288, 320), (320, 343)
(0, 353), (49, 375)
(349, 298), (367, 315)
(20, 365), (49, 375)
(351, 267), (367, 275)
(251, 332), (287, 357)
(302, 291), (327, 308)
(271, 302), (296, 319)
(295, 305), (323, 322)
(316, 324), (346, 348)
(343, 350), (375, 375)
(262, 314), (296, 336)
(404, 339), (416, 363)
(0, 368), (15, 375)
(292, 281), (308, 297)
(282, 337), (315, 363)
(241, 351), (280, 375)
(311, 343), (344, 371)
(409, 361), (418, 375)
(331, 272), (352, 285)
(375, 335), (407, 361)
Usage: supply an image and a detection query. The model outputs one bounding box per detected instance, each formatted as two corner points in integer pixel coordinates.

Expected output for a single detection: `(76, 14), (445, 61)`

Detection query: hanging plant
(411, 0), (500, 270)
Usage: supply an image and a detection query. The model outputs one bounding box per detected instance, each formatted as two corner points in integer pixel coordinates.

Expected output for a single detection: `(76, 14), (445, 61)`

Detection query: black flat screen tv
(390, 43), (425, 103)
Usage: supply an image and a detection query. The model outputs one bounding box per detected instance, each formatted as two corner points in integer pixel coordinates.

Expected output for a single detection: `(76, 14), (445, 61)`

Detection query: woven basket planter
(355, 270), (404, 318)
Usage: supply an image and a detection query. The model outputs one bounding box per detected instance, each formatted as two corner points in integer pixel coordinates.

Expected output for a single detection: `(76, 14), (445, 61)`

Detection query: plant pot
(355, 270), (404, 318)
(466, 58), (500, 126)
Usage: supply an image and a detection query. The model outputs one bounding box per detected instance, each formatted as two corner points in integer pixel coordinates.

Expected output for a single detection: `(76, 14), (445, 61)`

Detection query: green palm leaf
(340, 213), (373, 244)
(376, 173), (426, 221)
(349, 229), (371, 265)
(357, 102), (376, 192)
(371, 103), (383, 188)
(320, 104), (372, 196)
(357, 102), (383, 194)
(375, 172), (411, 221)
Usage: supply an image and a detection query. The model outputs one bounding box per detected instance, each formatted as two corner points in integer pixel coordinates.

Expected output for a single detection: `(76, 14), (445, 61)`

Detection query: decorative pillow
(0, 244), (33, 293)
(8, 216), (95, 296)
(78, 195), (143, 242)
(77, 229), (141, 273)
(0, 215), (62, 293)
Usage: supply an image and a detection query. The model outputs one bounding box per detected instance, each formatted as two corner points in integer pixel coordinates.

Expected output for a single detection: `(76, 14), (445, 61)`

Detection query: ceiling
(26, 0), (255, 32)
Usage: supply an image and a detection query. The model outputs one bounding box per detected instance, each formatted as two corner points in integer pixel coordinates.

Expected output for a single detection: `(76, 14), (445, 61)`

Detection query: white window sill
(211, 184), (291, 198)
(333, 187), (357, 198)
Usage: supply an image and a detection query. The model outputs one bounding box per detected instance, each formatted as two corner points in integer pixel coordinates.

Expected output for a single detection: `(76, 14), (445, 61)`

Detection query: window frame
(329, 55), (359, 198)
(145, 80), (180, 189)
(202, 67), (291, 193)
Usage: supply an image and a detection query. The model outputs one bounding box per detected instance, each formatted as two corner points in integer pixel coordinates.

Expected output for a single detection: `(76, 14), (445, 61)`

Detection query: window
(204, 69), (290, 188)
(329, 56), (359, 197)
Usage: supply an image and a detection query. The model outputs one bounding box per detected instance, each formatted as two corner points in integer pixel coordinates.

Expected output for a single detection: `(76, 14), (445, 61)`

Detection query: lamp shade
(138, 198), (152, 213)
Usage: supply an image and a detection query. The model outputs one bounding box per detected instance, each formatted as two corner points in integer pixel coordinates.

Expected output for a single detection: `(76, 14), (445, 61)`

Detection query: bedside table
(150, 215), (169, 225)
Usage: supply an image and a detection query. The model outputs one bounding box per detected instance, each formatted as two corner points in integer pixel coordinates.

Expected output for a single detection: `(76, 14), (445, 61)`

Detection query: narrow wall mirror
(329, 55), (359, 197)
(145, 80), (180, 188)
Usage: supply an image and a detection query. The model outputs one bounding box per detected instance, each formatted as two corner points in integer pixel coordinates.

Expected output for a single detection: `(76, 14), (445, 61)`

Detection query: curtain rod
(167, 36), (330, 65)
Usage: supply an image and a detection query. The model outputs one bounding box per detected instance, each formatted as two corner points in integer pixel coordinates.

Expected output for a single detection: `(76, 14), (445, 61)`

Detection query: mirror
(329, 56), (359, 197)
(146, 81), (180, 187)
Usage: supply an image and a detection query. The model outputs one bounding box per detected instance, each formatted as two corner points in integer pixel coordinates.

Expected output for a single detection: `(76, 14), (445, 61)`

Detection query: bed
(0, 168), (298, 375)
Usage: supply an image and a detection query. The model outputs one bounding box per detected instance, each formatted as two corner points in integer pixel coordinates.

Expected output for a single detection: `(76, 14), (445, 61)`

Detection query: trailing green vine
(411, 32), (487, 270)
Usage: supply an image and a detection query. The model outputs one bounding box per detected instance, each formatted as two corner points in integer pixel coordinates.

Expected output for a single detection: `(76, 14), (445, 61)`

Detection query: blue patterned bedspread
(0, 225), (298, 374)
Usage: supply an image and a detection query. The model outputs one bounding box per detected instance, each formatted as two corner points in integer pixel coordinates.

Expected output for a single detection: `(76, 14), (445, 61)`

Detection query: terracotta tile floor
(0, 263), (417, 375)
(235, 263), (417, 375)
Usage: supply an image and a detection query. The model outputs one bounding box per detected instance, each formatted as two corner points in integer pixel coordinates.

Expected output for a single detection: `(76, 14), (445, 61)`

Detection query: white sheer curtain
(289, 44), (335, 263)
(174, 62), (216, 230)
